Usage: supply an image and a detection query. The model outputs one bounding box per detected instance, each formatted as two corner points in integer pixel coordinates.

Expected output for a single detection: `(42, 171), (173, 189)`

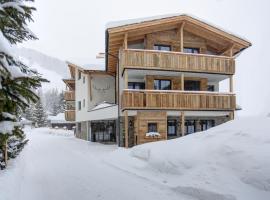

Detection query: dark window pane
(185, 120), (196, 134)
(184, 80), (200, 91)
(207, 85), (215, 91)
(184, 47), (200, 54)
(154, 44), (171, 51)
(128, 82), (145, 89)
(154, 80), (171, 90)
(167, 120), (177, 136)
(148, 123), (157, 132)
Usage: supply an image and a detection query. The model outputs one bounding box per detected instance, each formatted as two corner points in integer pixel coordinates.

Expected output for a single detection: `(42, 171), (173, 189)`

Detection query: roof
(48, 113), (73, 124)
(90, 101), (116, 111)
(105, 13), (252, 73)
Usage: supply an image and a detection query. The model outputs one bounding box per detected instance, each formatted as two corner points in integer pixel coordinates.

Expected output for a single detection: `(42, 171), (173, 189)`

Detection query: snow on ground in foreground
(0, 127), (180, 200)
(0, 117), (270, 200)
(105, 117), (270, 200)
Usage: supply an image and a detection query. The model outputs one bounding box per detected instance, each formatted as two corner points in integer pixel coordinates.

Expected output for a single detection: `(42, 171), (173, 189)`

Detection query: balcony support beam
(179, 22), (185, 52)
(124, 70), (128, 89)
(181, 73), (184, 90)
(181, 111), (185, 136)
(123, 33), (128, 49)
(124, 110), (129, 148)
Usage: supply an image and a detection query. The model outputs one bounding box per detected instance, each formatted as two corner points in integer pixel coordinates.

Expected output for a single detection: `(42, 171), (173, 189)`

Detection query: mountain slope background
(14, 47), (68, 91)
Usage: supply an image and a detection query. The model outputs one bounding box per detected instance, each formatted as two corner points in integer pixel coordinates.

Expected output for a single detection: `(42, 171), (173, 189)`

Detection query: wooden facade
(122, 90), (236, 111)
(65, 110), (75, 121)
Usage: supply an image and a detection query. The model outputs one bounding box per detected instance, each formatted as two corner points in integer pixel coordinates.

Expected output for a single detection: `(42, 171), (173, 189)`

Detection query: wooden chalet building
(63, 14), (251, 147)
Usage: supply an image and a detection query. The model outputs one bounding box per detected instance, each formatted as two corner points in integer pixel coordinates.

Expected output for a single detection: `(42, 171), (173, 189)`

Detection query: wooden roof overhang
(105, 14), (252, 73)
(63, 79), (75, 90)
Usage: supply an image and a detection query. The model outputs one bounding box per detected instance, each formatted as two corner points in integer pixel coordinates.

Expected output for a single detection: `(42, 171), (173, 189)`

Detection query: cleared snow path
(0, 128), (181, 200)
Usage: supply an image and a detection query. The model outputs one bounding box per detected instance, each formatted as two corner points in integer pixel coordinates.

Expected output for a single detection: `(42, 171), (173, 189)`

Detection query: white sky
(22, 0), (270, 116)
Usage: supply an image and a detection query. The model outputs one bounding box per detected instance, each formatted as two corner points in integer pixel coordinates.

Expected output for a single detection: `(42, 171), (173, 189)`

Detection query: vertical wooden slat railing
(120, 49), (235, 75)
(65, 110), (75, 121)
(64, 91), (75, 101)
(122, 90), (236, 111)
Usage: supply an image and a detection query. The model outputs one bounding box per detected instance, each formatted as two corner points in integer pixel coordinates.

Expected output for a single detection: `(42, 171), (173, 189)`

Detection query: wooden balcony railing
(64, 91), (75, 101)
(120, 49), (235, 75)
(65, 110), (75, 121)
(121, 90), (236, 111)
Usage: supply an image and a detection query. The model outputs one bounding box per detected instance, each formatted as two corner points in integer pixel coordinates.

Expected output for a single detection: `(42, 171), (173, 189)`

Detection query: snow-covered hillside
(106, 117), (270, 200)
(14, 47), (69, 91)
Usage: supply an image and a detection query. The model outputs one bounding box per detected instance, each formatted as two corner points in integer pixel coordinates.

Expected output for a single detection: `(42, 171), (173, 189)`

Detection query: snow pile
(146, 132), (160, 137)
(106, 117), (270, 200)
(91, 101), (115, 111)
(47, 113), (72, 124)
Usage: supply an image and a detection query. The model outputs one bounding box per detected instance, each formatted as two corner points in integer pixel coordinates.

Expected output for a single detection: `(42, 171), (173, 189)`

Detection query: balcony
(65, 110), (75, 121)
(120, 49), (235, 75)
(64, 91), (75, 101)
(121, 90), (236, 111)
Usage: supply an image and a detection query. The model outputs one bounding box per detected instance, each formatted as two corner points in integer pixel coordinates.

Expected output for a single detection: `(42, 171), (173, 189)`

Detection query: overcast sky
(22, 0), (270, 116)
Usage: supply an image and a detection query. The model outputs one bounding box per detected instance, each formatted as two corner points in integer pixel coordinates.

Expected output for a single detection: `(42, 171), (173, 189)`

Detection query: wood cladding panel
(122, 90), (236, 111)
(135, 111), (167, 144)
(120, 49), (235, 75)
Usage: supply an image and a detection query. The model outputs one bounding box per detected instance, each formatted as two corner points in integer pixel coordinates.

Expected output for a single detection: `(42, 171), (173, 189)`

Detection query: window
(167, 120), (177, 136)
(154, 80), (171, 90)
(185, 120), (196, 135)
(184, 80), (200, 91)
(128, 82), (145, 89)
(184, 47), (200, 54)
(83, 99), (85, 107)
(148, 123), (157, 132)
(83, 76), (85, 83)
(200, 120), (215, 131)
(78, 71), (81, 80)
(77, 123), (81, 132)
(207, 85), (215, 92)
(154, 44), (171, 51)
(78, 101), (81, 110)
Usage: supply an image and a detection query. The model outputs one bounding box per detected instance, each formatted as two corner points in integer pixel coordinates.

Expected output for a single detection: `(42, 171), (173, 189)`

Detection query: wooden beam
(124, 111), (129, 148)
(220, 44), (235, 56)
(124, 71), (128, 89)
(181, 73), (184, 90)
(180, 22), (185, 52)
(124, 33), (128, 49)
(181, 111), (185, 136)
(229, 111), (234, 120)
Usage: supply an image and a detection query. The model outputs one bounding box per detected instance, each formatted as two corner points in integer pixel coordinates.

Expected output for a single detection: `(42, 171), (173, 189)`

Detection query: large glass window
(200, 120), (215, 131)
(154, 44), (171, 51)
(167, 120), (177, 136)
(184, 47), (200, 54)
(154, 80), (171, 90)
(148, 123), (157, 132)
(185, 120), (196, 134)
(184, 80), (201, 91)
(128, 82), (145, 89)
(78, 71), (81, 80)
(207, 85), (215, 92)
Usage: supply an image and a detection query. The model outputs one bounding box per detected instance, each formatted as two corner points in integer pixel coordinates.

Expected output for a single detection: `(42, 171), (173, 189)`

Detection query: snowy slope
(14, 47), (69, 91)
(106, 117), (270, 200)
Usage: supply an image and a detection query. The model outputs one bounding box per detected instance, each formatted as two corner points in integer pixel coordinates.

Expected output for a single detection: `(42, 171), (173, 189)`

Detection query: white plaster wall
(75, 69), (115, 122)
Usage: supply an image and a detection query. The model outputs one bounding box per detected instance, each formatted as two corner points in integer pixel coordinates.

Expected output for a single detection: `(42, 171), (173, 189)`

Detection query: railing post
(124, 110), (129, 148)
(181, 111), (185, 136)
(229, 75), (233, 93)
(181, 73), (184, 90)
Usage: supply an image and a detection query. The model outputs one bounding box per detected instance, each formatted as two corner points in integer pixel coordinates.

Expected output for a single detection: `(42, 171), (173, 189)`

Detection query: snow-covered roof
(48, 113), (72, 124)
(90, 101), (116, 111)
(106, 13), (251, 44)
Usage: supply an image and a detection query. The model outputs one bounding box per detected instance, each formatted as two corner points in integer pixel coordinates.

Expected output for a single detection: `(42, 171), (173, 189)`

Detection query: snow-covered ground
(1, 117), (270, 200)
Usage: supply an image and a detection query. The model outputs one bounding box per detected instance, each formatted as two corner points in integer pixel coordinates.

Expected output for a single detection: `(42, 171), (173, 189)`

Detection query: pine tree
(58, 91), (66, 113)
(0, 0), (48, 168)
(33, 99), (47, 127)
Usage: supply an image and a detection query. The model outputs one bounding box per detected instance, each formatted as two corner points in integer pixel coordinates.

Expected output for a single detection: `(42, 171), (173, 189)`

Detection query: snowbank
(106, 117), (270, 200)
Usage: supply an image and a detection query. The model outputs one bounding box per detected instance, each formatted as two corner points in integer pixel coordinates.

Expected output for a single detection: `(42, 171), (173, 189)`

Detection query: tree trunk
(4, 141), (8, 166)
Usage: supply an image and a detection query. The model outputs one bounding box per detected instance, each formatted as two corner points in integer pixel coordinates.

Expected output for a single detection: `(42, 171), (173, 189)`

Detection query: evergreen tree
(33, 91), (47, 127)
(58, 91), (66, 113)
(0, 0), (48, 168)
(25, 103), (35, 122)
